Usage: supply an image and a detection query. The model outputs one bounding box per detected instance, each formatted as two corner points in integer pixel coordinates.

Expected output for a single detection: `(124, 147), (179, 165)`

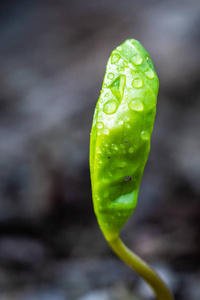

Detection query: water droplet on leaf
(117, 46), (122, 51)
(118, 119), (124, 125)
(111, 144), (118, 151)
(97, 122), (104, 129)
(111, 54), (120, 64)
(132, 78), (143, 88)
(141, 131), (149, 140)
(145, 69), (155, 79)
(132, 54), (142, 65)
(128, 147), (134, 153)
(119, 162), (127, 168)
(103, 128), (109, 135)
(123, 61), (128, 67)
(129, 98), (144, 111)
(107, 73), (114, 80)
(117, 66), (125, 72)
(125, 123), (130, 129)
(103, 100), (118, 115)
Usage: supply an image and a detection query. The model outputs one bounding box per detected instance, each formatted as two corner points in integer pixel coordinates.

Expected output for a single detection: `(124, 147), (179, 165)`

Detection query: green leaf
(90, 39), (159, 241)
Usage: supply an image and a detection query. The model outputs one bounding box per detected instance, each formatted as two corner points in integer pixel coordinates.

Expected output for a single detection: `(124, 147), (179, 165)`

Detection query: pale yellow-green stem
(108, 237), (174, 300)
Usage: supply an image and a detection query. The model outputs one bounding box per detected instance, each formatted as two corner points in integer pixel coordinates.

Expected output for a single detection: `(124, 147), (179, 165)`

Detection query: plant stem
(108, 237), (174, 300)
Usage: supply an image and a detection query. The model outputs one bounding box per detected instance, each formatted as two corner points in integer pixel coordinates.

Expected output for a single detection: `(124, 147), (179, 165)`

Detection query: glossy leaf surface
(90, 39), (159, 241)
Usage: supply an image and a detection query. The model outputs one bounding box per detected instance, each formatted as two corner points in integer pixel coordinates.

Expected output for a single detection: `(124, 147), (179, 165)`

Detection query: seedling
(90, 39), (174, 300)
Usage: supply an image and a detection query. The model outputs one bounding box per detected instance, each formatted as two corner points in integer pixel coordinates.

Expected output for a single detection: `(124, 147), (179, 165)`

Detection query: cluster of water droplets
(97, 93), (149, 139)
(110, 40), (155, 78)
(95, 44), (154, 180)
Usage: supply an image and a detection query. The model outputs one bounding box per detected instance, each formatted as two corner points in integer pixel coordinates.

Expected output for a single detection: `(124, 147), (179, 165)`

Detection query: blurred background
(0, 0), (200, 299)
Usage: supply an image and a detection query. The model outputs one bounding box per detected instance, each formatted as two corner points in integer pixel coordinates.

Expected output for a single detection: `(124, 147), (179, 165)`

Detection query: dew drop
(103, 83), (107, 88)
(118, 119), (124, 125)
(129, 98), (144, 111)
(128, 147), (134, 153)
(111, 144), (118, 151)
(108, 172), (112, 177)
(119, 162), (127, 168)
(120, 144), (125, 148)
(117, 66), (125, 72)
(117, 46), (122, 51)
(141, 131), (149, 140)
(107, 73), (114, 80)
(145, 69), (155, 79)
(103, 100), (118, 115)
(124, 116), (129, 122)
(105, 93), (109, 97)
(131, 70), (137, 76)
(99, 98), (103, 103)
(132, 54), (142, 65)
(97, 122), (104, 129)
(111, 54), (120, 64)
(103, 128), (109, 135)
(123, 61), (128, 67)
(96, 147), (101, 154)
(125, 123), (130, 129)
(132, 78), (143, 88)
(99, 115), (103, 120)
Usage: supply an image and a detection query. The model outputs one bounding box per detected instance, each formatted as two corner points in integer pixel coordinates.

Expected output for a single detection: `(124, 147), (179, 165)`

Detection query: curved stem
(108, 237), (174, 300)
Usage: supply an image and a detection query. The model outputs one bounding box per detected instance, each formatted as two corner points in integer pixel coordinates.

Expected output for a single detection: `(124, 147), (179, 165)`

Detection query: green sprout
(90, 39), (174, 300)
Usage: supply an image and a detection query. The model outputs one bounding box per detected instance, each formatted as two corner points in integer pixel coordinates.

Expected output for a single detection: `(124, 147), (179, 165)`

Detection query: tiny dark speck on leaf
(125, 140), (128, 142)
(108, 156), (110, 159)
(125, 176), (132, 181)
